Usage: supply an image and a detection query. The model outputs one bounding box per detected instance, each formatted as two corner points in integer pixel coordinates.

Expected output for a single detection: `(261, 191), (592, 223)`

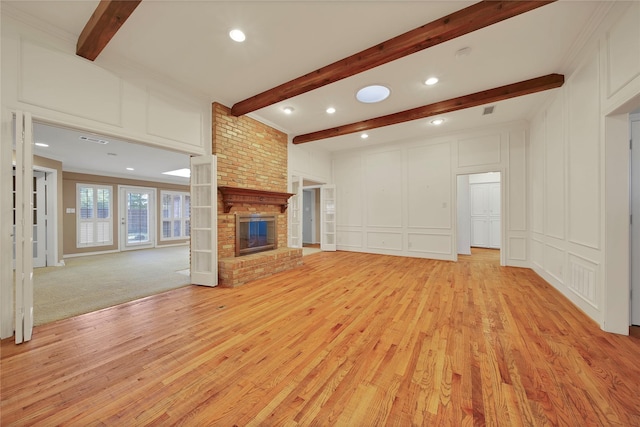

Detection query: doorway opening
(457, 171), (501, 261)
(27, 120), (193, 325)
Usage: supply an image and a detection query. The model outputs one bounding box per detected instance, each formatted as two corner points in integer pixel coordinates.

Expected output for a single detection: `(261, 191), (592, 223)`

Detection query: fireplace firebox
(235, 214), (277, 257)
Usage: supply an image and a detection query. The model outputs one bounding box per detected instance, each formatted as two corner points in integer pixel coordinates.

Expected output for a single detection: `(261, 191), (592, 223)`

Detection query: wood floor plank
(2, 249), (640, 426)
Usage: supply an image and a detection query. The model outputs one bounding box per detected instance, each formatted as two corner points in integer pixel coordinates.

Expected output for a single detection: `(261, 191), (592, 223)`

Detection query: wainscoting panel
(544, 243), (565, 284)
(147, 90), (203, 147)
(364, 150), (402, 228)
(606, 1), (640, 98)
(407, 142), (451, 229)
(336, 230), (363, 248)
(20, 39), (122, 126)
(544, 96), (566, 240)
(567, 55), (600, 250)
(508, 236), (527, 261)
(334, 155), (363, 228)
(407, 233), (451, 255)
(568, 253), (599, 308)
(457, 134), (501, 167)
(366, 231), (403, 251)
(508, 130), (526, 232)
(531, 238), (544, 269)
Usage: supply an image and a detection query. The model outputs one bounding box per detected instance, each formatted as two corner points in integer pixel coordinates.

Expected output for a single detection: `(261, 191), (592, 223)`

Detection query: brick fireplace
(212, 103), (303, 287)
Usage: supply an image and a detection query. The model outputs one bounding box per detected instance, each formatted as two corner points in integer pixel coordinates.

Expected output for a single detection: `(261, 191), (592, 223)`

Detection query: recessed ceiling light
(107, 153), (117, 156)
(35, 142), (49, 147)
(361, 133), (369, 139)
(356, 85), (390, 103)
(326, 107), (336, 114)
(430, 118), (445, 126)
(163, 168), (191, 178)
(229, 29), (246, 42)
(283, 106), (294, 115)
(425, 77), (439, 86)
(126, 167), (134, 171)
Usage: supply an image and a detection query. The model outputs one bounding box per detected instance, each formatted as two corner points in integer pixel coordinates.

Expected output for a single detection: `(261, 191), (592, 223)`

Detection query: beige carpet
(33, 245), (190, 326)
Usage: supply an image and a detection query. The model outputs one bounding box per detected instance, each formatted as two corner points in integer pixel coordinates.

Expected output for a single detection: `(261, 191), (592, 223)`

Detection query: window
(77, 184), (113, 247)
(161, 191), (190, 241)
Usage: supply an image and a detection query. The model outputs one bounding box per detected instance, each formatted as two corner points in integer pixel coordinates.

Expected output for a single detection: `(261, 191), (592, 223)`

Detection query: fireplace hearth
(235, 214), (276, 257)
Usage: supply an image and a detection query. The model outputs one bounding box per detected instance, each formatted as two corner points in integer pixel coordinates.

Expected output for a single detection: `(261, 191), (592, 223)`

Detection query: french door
(14, 111), (34, 343)
(120, 186), (155, 250)
(190, 155), (217, 286)
(289, 175), (303, 248)
(320, 184), (336, 251)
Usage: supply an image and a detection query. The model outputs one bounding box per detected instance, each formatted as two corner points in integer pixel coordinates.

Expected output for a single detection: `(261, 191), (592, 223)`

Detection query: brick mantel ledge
(218, 186), (295, 213)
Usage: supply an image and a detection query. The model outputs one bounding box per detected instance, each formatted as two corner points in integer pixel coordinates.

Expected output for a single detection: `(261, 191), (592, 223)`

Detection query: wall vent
(79, 136), (109, 144)
(482, 106), (495, 115)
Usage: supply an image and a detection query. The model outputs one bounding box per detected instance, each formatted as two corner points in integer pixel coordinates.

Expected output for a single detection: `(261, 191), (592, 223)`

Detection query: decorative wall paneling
(332, 124), (527, 265)
(2, 17), (210, 156)
(527, 2), (640, 332)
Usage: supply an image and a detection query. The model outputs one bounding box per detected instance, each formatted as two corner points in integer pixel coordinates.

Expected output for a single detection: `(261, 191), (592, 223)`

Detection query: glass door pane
(121, 187), (155, 250)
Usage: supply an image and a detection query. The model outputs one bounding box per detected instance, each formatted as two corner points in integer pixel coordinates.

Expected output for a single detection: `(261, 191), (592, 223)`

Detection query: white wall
(331, 123), (528, 266)
(1, 11), (211, 155)
(528, 1), (640, 334)
(456, 175), (471, 255)
(288, 141), (332, 185)
(0, 9), (213, 339)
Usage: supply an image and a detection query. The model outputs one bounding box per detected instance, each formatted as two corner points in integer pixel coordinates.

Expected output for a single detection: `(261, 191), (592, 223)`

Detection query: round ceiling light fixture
(356, 85), (390, 103)
(425, 77), (439, 86)
(360, 133), (369, 139)
(326, 107), (336, 114)
(283, 106), (295, 115)
(229, 29), (246, 42)
(430, 118), (445, 126)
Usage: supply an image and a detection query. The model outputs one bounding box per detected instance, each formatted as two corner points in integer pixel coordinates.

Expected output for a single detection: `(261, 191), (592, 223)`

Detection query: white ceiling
(5, 0), (606, 180)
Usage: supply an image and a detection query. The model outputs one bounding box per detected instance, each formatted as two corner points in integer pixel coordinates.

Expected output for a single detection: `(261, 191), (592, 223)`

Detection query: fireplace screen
(235, 214), (277, 257)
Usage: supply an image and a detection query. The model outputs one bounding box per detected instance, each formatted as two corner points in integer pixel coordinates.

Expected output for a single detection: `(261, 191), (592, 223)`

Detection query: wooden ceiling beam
(292, 73), (564, 144)
(77, 0), (142, 61)
(231, 0), (556, 116)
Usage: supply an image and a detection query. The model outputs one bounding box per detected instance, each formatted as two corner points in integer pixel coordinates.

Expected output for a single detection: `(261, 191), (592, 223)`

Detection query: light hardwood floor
(2, 249), (639, 426)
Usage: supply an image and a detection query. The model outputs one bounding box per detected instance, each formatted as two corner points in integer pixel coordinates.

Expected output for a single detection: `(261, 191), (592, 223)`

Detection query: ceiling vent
(482, 106), (495, 116)
(79, 136), (109, 144)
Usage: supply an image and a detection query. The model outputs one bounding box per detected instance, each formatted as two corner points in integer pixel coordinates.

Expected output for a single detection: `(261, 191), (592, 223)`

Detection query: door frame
(454, 169), (506, 266)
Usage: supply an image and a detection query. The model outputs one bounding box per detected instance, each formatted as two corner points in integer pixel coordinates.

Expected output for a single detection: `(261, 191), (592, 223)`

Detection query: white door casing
(631, 118), (640, 326)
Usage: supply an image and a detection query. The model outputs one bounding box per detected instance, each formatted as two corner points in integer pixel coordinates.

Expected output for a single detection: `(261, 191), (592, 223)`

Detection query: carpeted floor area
(33, 245), (190, 326)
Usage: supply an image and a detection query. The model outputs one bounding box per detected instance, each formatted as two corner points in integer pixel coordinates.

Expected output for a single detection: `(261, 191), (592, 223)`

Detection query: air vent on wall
(482, 105), (495, 115)
(79, 135), (109, 144)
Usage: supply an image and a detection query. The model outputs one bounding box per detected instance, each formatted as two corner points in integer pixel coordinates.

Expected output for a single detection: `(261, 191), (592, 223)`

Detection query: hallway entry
(457, 172), (501, 255)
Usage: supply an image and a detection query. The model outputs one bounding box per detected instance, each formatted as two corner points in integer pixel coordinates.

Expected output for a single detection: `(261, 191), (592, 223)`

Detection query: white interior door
(470, 184), (489, 247)
(320, 184), (336, 251)
(190, 155), (217, 286)
(14, 111), (34, 343)
(120, 186), (155, 250)
(32, 171), (47, 267)
(470, 182), (500, 249)
(12, 170), (46, 268)
(289, 175), (303, 248)
(303, 189), (314, 244)
(631, 118), (640, 326)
